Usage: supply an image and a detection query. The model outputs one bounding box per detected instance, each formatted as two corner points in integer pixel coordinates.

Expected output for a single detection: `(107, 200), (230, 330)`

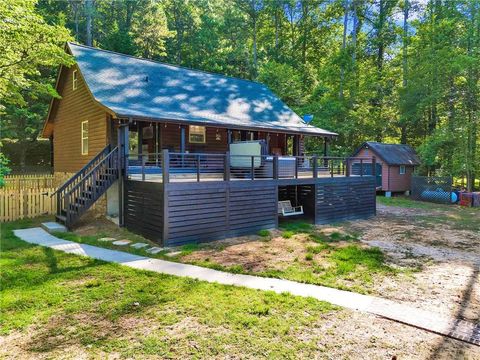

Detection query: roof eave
(115, 113), (338, 137)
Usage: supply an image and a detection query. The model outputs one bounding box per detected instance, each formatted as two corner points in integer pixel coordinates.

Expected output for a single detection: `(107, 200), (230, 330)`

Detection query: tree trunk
(274, 5), (279, 56)
(85, 0), (93, 46)
(466, 1), (478, 191)
(253, 13), (258, 77)
(400, 0), (409, 144)
(351, 0), (358, 64)
(301, 1), (309, 65)
(173, 3), (183, 63)
(339, 0), (349, 99)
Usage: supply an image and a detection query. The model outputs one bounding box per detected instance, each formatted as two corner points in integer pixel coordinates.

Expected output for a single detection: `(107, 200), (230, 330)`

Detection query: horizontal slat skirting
(124, 180), (164, 245)
(315, 177), (375, 224)
(229, 220), (276, 231)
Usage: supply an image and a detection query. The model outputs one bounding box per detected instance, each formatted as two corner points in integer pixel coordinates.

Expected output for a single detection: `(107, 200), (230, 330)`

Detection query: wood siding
(387, 165), (414, 192)
(353, 148), (414, 192)
(124, 180), (163, 244)
(315, 177), (376, 223)
(51, 65), (108, 172)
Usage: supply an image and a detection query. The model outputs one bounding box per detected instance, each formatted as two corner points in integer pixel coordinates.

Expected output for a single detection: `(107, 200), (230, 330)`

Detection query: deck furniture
(278, 200), (304, 217)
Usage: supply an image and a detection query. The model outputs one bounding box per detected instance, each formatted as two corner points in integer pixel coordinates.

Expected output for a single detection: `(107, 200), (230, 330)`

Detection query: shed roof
(354, 142), (421, 166)
(57, 42), (336, 137)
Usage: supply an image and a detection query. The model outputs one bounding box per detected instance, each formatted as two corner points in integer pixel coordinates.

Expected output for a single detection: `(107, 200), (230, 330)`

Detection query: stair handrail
(51, 144), (111, 197)
(63, 147), (119, 226)
(64, 147), (119, 196)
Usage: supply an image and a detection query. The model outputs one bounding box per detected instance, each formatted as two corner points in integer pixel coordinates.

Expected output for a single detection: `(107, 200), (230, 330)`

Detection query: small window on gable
(399, 165), (406, 175)
(73, 70), (78, 90)
(81, 121), (89, 155)
(189, 125), (206, 144)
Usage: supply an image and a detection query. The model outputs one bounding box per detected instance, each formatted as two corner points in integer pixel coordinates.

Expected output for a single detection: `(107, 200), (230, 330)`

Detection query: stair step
(42, 221), (67, 233)
(56, 214), (67, 223)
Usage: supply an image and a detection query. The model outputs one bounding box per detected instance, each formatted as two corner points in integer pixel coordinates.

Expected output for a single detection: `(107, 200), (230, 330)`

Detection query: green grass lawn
(0, 218), (336, 358)
(50, 219), (398, 294)
(35, 218), (399, 295)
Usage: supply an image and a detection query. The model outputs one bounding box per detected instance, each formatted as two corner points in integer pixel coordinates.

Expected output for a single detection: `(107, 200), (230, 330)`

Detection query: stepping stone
(112, 240), (131, 246)
(164, 251), (182, 257)
(131, 242), (148, 249)
(146, 247), (163, 254)
(98, 237), (116, 242)
(41, 222), (67, 234)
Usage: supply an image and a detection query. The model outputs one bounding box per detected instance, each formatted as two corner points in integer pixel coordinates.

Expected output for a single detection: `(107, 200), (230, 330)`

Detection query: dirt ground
(183, 204), (480, 322)
(178, 202), (480, 357)
(349, 204), (480, 321)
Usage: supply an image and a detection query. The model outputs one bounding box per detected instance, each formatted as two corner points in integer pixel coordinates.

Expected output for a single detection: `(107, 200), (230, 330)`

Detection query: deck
(122, 151), (377, 246)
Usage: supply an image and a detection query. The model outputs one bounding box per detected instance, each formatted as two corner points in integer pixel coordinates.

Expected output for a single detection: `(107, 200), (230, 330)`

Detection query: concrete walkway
(13, 227), (480, 347)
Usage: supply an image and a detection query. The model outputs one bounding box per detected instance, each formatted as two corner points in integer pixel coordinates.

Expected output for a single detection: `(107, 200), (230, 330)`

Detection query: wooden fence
(0, 188), (56, 222)
(3, 174), (55, 190)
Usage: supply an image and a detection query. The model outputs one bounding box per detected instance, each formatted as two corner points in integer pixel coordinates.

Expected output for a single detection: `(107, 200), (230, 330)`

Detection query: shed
(350, 142), (421, 193)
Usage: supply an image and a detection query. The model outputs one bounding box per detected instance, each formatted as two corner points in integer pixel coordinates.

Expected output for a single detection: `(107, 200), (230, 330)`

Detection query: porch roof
(68, 43), (337, 137)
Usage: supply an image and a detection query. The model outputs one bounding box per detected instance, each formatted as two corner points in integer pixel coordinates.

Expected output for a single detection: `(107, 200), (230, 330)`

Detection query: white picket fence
(3, 174), (55, 190)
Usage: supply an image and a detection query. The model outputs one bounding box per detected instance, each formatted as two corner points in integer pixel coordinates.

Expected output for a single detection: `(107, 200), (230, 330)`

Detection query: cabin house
(43, 43), (377, 246)
(350, 142), (421, 195)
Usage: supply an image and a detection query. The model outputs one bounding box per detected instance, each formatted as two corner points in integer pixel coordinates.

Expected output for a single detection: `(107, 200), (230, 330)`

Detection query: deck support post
(345, 157), (350, 177)
(137, 122), (143, 161)
(224, 152), (230, 181)
(180, 126), (185, 167)
(162, 149), (169, 183)
(312, 156), (318, 178)
(323, 137), (328, 167)
(117, 121), (129, 227)
(196, 155), (201, 182)
(251, 156), (255, 180)
(273, 155), (279, 179)
(372, 156), (377, 215)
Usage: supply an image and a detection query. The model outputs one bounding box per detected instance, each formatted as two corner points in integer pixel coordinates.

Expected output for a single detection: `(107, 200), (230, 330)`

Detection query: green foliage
(279, 221), (313, 233)
(131, 0), (172, 58)
(281, 230), (295, 239)
(258, 61), (305, 106)
(2, 0), (479, 187)
(0, 152), (11, 187)
(257, 229), (270, 237)
(0, 0), (73, 111)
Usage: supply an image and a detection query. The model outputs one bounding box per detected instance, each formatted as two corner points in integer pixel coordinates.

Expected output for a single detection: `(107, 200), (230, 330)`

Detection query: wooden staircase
(54, 145), (120, 228)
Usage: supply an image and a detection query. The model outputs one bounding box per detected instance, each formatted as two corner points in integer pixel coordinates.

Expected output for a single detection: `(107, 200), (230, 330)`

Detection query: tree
(131, 0), (172, 59)
(0, 0), (73, 112)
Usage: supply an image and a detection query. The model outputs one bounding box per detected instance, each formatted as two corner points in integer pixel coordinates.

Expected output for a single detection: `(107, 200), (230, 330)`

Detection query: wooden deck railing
(127, 150), (376, 183)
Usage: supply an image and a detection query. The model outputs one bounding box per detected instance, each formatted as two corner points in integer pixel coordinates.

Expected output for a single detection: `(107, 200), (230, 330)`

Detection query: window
(189, 125), (206, 143)
(73, 70), (78, 90)
(399, 165), (406, 175)
(81, 121), (89, 155)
